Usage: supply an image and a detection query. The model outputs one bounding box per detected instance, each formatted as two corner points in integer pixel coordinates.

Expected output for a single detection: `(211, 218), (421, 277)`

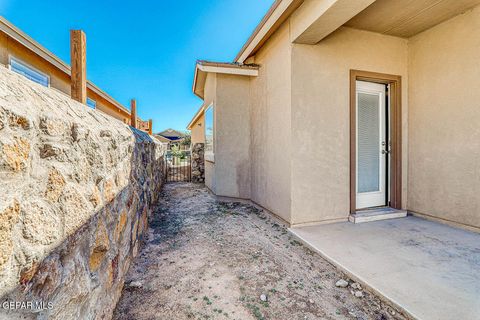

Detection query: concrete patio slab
(289, 216), (480, 320)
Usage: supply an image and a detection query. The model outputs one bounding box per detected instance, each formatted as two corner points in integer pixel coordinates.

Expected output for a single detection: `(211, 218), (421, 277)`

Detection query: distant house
(157, 128), (185, 141)
(155, 129), (188, 151)
(188, 0), (480, 231)
(187, 106), (205, 146)
(0, 16), (151, 133)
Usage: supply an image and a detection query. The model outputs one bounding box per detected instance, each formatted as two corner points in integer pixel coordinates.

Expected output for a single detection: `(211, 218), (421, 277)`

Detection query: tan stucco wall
(290, 27), (408, 225)
(200, 6), (479, 230)
(88, 89), (130, 124)
(0, 33), (71, 95)
(249, 22), (293, 223)
(190, 112), (205, 145)
(202, 72), (251, 199)
(215, 74), (251, 199)
(407, 5), (480, 229)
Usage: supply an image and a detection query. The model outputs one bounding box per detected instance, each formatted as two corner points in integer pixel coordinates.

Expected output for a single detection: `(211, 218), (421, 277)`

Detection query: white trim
(87, 97), (97, 109)
(235, 0), (295, 63)
(205, 153), (215, 163)
(355, 80), (387, 209)
(197, 64), (258, 76)
(8, 55), (50, 87)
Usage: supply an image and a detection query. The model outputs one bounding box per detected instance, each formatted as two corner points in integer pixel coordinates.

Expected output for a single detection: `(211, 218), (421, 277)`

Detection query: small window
(9, 56), (49, 87)
(204, 104), (214, 162)
(87, 98), (96, 109)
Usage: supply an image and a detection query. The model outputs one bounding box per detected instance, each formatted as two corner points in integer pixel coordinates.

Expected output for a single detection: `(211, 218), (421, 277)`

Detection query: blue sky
(1, 0), (273, 133)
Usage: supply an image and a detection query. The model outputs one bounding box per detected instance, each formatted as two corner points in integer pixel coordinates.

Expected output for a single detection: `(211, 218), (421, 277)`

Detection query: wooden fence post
(130, 99), (137, 128)
(70, 30), (87, 104)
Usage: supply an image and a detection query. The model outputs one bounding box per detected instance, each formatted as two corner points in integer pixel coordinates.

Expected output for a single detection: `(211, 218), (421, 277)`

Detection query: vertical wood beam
(70, 30), (87, 104)
(130, 99), (137, 128)
(148, 119), (153, 135)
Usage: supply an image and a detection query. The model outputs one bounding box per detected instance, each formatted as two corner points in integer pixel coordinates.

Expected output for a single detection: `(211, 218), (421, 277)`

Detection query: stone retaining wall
(191, 143), (205, 183)
(0, 68), (165, 319)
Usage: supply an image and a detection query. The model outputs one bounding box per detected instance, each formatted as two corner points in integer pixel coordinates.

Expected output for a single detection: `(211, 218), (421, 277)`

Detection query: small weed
(246, 303), (265, 320)
(203, 296), (212, 305)
(290, 240), (303, 246)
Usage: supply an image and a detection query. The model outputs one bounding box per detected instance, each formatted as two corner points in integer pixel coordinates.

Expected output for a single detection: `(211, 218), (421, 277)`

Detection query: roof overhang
(0, 16), (131, 115)
(187, 102), (208, 130)
(192, 60), (259, 100)
(234, 0), (304, 63)
(234, 0), (378, 61)
(344, 0), (480, 38)
(290, 0), (375, 44)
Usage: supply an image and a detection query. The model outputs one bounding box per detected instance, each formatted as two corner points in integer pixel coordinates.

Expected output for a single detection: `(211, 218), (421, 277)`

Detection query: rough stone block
(104, 177), (116, 203)
(89, 220), (110, 272)
(22, 200), (60, 245)
(8, 111), (30, 130)
(0, 199), (20, 270)
(0, 136), (30, 172)
(45, 168), (65, 202)
(115, 210), (128, 241)
(40, 117), (68, 136)
(40, 144), (61, 159)
(60, 185), (90, 235)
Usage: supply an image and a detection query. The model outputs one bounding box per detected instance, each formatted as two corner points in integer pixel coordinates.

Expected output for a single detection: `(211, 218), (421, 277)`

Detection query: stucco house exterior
(187, 106), (205, 146)
(189, 0), (480, 231)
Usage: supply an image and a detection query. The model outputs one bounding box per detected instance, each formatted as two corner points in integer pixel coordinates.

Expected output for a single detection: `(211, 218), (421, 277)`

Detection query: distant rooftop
(156, 128), (185, 140)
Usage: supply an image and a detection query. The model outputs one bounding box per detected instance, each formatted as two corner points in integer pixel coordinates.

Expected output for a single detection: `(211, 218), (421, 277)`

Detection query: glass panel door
(356, 81), (387, 209)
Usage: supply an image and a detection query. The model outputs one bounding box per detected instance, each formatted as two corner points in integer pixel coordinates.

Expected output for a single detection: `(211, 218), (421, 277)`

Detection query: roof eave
(187, 103), (206, 130)
(192, 61), (259, 101)
(234, 0), (304, 63)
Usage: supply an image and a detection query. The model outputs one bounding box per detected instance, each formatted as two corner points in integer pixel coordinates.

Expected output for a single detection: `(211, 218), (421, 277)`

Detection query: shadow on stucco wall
(0, 68), (165, 319)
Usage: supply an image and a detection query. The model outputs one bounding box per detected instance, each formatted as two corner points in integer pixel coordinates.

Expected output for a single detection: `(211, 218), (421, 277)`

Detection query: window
(9, 56), (49, 87)
(87, 98), (96, 109)
(204, 104), (214, 162)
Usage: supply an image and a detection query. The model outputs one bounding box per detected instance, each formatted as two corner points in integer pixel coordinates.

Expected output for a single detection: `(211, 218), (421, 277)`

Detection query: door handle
(381, 141), (391, 154)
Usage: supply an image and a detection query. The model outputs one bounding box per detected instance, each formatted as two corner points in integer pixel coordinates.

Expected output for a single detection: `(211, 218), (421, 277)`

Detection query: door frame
(350, 70), (402, 214)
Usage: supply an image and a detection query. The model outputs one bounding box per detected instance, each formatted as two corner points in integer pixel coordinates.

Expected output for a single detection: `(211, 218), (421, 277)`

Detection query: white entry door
(356, 80), (387, 209)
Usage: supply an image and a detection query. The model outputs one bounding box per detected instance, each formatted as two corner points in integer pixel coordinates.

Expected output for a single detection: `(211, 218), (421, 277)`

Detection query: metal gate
(165, 150), (191, 182)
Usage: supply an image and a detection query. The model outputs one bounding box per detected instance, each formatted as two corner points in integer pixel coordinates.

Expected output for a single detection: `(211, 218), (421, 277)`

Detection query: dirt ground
(113, 183), (406, 320)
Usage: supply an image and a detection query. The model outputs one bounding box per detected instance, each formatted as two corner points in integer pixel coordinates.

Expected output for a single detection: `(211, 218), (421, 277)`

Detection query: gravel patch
(113, 183), (407, 320)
